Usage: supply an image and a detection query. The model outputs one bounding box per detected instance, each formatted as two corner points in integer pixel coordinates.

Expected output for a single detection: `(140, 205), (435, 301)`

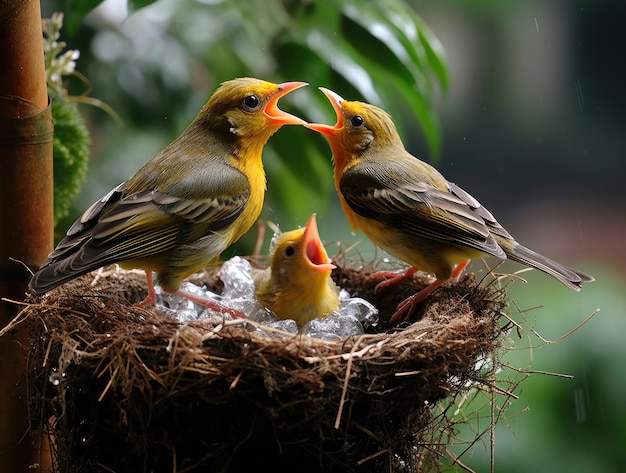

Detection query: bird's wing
(46, 164), (250, 269)
(445, 181), (514, 242)
(340, 159), (507, 258)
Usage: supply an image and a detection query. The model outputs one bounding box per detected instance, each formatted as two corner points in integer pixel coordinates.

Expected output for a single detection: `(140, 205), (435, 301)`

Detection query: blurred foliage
(43, 13), (91, 225)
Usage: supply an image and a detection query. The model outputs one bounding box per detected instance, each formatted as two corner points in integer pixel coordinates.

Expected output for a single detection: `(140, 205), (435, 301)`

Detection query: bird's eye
(350, 115), (364, 128)
(243, 94), (260, 109)
(284, 246), (295, 257)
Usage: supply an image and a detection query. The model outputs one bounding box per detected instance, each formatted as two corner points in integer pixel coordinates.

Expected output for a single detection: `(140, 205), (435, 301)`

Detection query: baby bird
(30, 78), (307, 314)
(253, 214), (340, 326)
(306, 87), (593, 323)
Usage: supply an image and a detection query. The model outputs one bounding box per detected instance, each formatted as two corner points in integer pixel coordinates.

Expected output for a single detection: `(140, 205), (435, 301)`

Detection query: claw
(367, 267), (418, 293)
(388, 260), (470, 324)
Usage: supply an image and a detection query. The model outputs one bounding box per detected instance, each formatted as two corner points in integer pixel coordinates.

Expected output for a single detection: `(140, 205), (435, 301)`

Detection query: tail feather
(29, 246), (120, 295)
(29, 260), (100, 295)
(505, 243), (594, 291)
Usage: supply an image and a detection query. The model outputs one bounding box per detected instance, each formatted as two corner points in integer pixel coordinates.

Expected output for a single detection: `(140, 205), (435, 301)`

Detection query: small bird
(305, 87), (594, 323)
(253, 214), (340, 325)
(30, 78), (307, 314)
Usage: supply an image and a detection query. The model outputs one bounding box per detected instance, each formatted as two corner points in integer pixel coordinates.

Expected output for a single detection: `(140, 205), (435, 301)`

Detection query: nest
(22, 258), (512, 472)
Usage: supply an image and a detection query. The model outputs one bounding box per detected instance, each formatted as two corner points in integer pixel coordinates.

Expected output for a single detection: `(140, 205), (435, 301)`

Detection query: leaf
(128, 0), (162, 15)
(64, 0), (106, 35)
(342, 0), (448, 94)
(263, 139), (334, 226)
(64, 0), (164, 35)
(283, 0), (446, 156)
(415, 15), (450, 91)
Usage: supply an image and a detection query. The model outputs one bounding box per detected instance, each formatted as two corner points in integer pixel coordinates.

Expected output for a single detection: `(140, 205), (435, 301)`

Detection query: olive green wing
(340, 159), (508, 258)
(30, 163), (250, 294)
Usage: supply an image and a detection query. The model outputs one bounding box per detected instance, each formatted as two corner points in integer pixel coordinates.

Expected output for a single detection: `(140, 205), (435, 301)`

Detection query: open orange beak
(264, 81), (308, 126)
(304, 87), (345, 136)
(302, 214), (335, 273)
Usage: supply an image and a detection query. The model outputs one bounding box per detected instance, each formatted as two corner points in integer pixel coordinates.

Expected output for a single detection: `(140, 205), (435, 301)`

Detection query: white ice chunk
(219, 256), (255, 298)
(303, 313), (365, 341)
(267, 319), (299, 335)
(301, 297), (378, 340)
(337, 297), (379, 328)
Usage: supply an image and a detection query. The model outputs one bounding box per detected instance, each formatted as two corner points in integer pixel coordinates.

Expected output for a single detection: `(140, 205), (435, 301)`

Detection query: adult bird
(305, 87), (593, 323)
(30, 78), (307, 315)
(253, 214), (340, 326)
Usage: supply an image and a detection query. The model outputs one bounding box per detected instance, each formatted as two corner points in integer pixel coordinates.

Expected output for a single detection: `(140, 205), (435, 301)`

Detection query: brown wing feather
(340, 159), (507, 259)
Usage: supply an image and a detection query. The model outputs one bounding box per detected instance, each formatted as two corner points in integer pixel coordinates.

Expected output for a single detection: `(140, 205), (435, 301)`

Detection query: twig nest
(25, 261), (508, 472)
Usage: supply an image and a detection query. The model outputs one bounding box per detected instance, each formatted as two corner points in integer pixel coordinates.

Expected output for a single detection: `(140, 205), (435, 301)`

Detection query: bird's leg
(389, 259), (470, 324)
(451, 258), (470, 282)
(367, 267), (419, 293)
(137, 271), (248, 319)
(137, 270), (158, 307)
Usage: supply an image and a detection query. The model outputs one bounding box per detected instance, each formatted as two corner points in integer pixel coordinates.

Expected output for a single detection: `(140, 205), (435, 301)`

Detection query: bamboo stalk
(0, 0), (53, 471)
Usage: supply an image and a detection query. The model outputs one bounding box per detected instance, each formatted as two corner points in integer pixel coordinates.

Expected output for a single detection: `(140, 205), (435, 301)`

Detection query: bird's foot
(389, 293), (421, 324)
(136, 294), (157, 307)
(368, 267), (418, 293)
(137, 271), (159, 307)
(388, 280), (442, 324)
(388, 260), (471, 324)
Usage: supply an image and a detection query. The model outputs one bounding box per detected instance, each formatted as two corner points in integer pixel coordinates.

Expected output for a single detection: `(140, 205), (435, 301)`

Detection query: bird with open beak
(30, 78), (308, 317)
(305, 87), (593, 323)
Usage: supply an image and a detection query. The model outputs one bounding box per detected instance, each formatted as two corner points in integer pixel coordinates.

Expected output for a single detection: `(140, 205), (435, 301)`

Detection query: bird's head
(305, 87), (403, 168)
(268, 213), (335, 285)
(203, 77), (307, 142)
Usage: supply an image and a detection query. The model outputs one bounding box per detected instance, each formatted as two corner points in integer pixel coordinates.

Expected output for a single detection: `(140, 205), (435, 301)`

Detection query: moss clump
(50, 87), (90, 226)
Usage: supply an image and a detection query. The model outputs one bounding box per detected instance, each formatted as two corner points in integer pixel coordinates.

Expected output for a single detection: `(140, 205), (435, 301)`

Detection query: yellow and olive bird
(306, 88), (593, 323)
(30, 78), (307, 314)
(253, 214), (340, 326)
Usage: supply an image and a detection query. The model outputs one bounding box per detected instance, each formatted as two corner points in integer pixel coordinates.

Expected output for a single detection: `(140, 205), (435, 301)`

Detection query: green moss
(50, 88), (90, 227)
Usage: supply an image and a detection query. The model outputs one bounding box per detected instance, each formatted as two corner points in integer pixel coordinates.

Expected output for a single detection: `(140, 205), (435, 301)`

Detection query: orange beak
(302, 214), (335, 273)
(264, 81), (308, 126)
(304, 87), (345, 136)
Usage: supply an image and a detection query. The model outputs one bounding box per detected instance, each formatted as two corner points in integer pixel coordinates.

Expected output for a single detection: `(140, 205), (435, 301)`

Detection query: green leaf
(64, 0), (106, 35)
(282, 0), (446, 156)
(128, 0), (161, 15)
(128, 0), (156, 15)
(416, 16), (450, 91)
(64, 0), (163, 35)
(263, 147), (333, 228)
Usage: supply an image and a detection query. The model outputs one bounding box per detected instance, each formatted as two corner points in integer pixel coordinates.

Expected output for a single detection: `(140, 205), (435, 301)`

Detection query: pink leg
(137, 271), (158, 307)
(367, 267), (419, 293)
(137, 271), (247, 319)
(389, 259), (470, 324)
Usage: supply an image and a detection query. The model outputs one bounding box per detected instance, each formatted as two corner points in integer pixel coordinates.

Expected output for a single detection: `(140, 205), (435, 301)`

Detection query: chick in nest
(253, 214), (340, 326)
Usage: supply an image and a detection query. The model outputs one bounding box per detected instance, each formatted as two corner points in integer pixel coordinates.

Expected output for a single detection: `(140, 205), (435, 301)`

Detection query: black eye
(284, 246), (295, 257)
(350, 115), (364, 127)
(243, 94), (260, 109)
